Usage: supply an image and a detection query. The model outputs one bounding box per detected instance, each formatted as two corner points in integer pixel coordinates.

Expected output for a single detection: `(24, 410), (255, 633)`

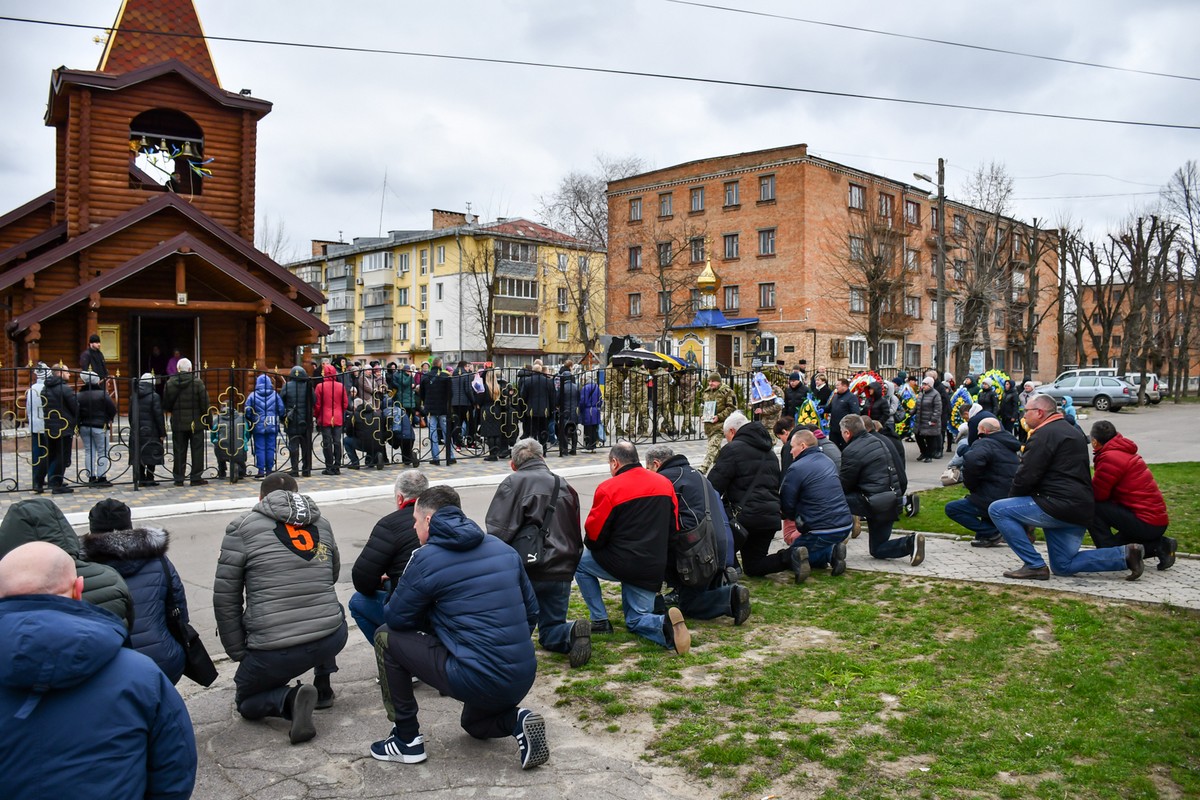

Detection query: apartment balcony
(327, 307), (355, 324)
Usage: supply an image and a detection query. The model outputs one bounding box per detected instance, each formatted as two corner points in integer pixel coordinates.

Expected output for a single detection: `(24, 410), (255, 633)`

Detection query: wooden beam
(255, 312), (266, 368)
(175, 256), (186, 297)
(101, 297), (261, 312)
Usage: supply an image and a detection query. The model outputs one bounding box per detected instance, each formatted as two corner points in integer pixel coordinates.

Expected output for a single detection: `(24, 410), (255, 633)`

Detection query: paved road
(53, 403), (1200, 799)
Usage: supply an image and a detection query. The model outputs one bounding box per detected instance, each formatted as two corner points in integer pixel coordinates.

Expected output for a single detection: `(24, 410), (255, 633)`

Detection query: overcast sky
(1, 1), (1197, 261)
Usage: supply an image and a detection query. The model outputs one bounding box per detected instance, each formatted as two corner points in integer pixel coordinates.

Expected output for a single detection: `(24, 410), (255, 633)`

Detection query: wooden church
(0, 0), (326, 376)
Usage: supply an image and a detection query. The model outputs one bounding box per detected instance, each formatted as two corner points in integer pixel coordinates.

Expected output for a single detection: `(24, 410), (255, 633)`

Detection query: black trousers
(738, 525), (790, 577)
(375, 627), (524, 742)
(171, 429), (205, 482)
(557, 421), (577, 455)
(529, 416), (550, 452)
(846, 493), (913, 560)
(916, 434), (940, 459)
(1089, 501), (1169, 556)
(320, 425), (343, 468)
(234, 622), (347, 720)
(287, 424), (313, 474)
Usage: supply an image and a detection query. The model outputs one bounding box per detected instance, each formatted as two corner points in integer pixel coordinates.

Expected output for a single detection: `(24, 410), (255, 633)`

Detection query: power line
(1012, 171), (1163, 187)
(1016, 191), (1161, 200)
(663, 0), (1200, 84)
(3, 15), (1200, 132)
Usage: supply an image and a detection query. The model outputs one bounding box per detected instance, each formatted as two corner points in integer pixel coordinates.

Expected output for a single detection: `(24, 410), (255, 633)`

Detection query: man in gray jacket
(214, 472), (347, 744)
(485, 438), (590, 667)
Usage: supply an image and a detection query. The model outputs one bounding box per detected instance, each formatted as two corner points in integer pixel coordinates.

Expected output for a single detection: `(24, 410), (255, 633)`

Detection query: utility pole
(935, 158), (947, 375)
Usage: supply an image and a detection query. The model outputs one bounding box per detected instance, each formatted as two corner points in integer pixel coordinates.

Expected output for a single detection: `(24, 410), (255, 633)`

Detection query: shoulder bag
(509, 477), (562, 568)
(159, 557), (218, 687)
(672, 470), (720, 588)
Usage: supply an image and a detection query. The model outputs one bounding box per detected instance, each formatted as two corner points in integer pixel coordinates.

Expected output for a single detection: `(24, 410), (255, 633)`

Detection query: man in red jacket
(314, 363), (348, 475)
(1088, 421), (1174, 570)
(574, 442), (691, 653)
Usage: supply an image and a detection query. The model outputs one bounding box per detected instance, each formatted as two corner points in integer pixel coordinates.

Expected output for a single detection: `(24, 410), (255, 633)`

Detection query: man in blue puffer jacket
(0, 541), (196, 800)
(245, 373), (285, 478)
(372, 485), (548, 770)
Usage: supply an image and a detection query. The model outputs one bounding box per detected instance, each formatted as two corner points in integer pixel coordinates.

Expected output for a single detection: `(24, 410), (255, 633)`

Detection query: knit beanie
(88, 498), (132, 533)
(708, 372), (722, 383)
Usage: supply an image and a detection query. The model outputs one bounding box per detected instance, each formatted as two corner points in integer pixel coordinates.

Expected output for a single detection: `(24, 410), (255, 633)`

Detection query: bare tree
(824, 198), (913, 372)
(1160, 161), (1200, 398)
(460, 244), (504, 361)
(540, 248), (605, 356)
(256, 213), (297, 263)
(1109, 216), (1177, 389)
(1006, 219), (1061, 381)
(536, 154), (646, 251)
(644, 219), (709, 351)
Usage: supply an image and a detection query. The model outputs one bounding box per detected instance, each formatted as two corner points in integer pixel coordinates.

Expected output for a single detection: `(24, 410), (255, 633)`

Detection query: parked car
(1123, 372), (1163, 404)
(1034, 374), (1135, 412)
(1051, 367), (1118, 383)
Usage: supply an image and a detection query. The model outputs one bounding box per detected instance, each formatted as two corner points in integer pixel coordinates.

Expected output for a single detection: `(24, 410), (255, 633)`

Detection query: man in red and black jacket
(574, 442), (691, 654)
(1088, 420), (1173, 570)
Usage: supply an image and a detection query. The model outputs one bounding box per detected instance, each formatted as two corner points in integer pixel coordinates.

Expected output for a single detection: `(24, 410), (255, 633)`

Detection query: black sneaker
(370, 730), (426, 763)
(590, 619), (614, 635)
(513, 708), (549, 769)
(904, 494), (920, 517)
(663, 607), (690, 655)
(567, 619), (591, 668)
(830, 540), (848, 577)
(789, 546), (811, 584)
(191, 479), (209, 486)
(1158, 537), (1177, 571)
(970, 536), (1004, 548)
(730, 583), (751, 626)
(288, 684), (317, 744)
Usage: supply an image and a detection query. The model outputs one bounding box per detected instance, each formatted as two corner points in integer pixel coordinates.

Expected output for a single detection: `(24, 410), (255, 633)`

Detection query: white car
(1123, 372), (1163, 404)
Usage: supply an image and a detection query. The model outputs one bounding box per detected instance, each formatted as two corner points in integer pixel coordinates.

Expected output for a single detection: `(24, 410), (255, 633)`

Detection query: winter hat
(34, 362), (51, 382)
(139, 372), (154, 386)
(88, 498), (132, 534)
(789, 371), (802, 382)
(893, 370), (907, 386)
(88, 333), (101, 344)
(707, 372), (722, 383)
(177, 358), (193, 373)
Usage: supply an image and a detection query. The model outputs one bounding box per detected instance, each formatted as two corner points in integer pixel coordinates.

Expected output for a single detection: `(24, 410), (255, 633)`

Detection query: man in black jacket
(485, 438), (590, 667)
(418, 359), (455, 466)
(78, 333), (108, 380)
(281, 366), (314, 477)
(827, 379), (861, 450)
(520, 364), (557, 455)
(839, 415), (925, 566)
(42, 364), (78, 494)
(944, 418), (1019, 546)
(646, 444), (750, 625)
(989, 394), (1144, 581)
(349, 470), (427, 644)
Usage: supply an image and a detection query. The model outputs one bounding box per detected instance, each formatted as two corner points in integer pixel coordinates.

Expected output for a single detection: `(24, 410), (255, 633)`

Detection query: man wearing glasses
(988, 394), (1145, 581)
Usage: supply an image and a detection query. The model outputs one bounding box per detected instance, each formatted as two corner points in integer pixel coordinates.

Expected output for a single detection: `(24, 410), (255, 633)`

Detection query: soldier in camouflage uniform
(625, 367), (648, 438)
(750, 367), (786, 432)
(677, 370), (698, 437)
(653, 367), (678, 436)
(606, 366), (627, 438)
(699, 372), (738, 473)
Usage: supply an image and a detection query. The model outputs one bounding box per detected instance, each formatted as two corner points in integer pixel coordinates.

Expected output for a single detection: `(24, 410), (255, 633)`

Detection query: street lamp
(914, 159), (947, 375)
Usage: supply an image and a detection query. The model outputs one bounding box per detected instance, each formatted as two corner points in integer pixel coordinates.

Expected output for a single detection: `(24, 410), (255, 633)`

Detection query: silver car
(1034, 375), (1135, 412)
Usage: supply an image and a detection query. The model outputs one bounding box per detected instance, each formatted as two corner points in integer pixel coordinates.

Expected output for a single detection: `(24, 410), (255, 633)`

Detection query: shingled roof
(98, 0), (219, 86)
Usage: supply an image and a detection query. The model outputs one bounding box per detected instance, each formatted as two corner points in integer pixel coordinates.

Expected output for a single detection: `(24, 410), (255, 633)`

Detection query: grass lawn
(546, 573), (1200, 799)
(910, 462), (1200, 554)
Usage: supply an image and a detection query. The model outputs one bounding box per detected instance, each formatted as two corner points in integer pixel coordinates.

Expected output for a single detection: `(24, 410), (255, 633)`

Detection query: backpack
(672, 469), (720, 588)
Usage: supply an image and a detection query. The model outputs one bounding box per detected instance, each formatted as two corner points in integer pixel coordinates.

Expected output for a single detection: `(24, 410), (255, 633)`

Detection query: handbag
(159, 558), (218, 687)
(509, 477), (562, 568)
(940, 465), (962, 486)
(672, 471), (720, 589)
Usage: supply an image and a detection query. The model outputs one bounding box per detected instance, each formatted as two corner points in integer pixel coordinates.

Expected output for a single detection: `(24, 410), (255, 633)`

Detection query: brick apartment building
(606, 143), (1059, 381)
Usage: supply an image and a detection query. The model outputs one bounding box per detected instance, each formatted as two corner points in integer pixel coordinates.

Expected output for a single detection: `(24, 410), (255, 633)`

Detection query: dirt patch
(939, 627), (978, 642)
(995, 770), (1064, 786)
(877, 693), (906, 722)
(743, 624), (840, 659)
(679, 665), (723, 688)
(792, 708), (843, 724)
(1030, 626), (1060, 650)
(875, 753), (934, 779)
(1149, 765), (1186, 799)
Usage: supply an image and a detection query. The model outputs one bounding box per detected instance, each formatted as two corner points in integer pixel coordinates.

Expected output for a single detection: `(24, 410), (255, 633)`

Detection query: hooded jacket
(395, 368), (417, 409)
(313, 364), (348, 427)
(556, 372), (581, 424)
(213, 491), (344, 661)
(863, 382), (890, 427)
(134, 376), (166, 466)
(915, 386), (943, 437)
(1091, 434), (1168, 526)
(163, 371), (210, 433)
(82, 526), (188, 684)
(0, 498), (132, 627)
(281, 365), (315, 429)
(579, 380), (603, 426)
(245, 374), (285, 436)
(1009, 415), (1094, 526)
(384, 506), (539, 703)
(40, 373), (78, 438)
(961, 429), (1021, 512)
(707, 421), (782, 531)
(0, 594), (196, 800)
(485, 459), (583, 582)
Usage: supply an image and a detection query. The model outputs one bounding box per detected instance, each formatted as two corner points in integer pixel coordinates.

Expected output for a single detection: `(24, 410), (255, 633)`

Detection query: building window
(954, 301), (964, 325)
(994, 349), (1006, 370)
(732, 336), (742, 367)
(497, 278), (538, 299)
(849, 183), (865, 210)
(657, 242), (673, 267)
(363, 287), (393, 307)
(724, 284), (739, 311)
(904, 248), (919, 271)
(850, 236), (866, 262)
(397, 287), (409, 306)
(398, 322), (409, 341)
(758, 282), (776, 309)
(689, 288), (701, 312)
(556, 253), (569, 272)
(930, 207), (940, 230)
(557, 287), (569, 312)
(690, 186), (704, 212)
(878, 340), (897, 367)
(629, 245), (642, 271)
(848, 338), (867, 367)
(723, 233), (739, 260)
(904, 295), (921, 317)
(495, 314), (538, 336)
(759, 174), (776, 202)
(557, 322), (569, 341)
(994, 307), (1006, 328)
(579, 255), (590, 274)
(361, 251), (393, 272)
(435, 282), (444, 301)
(659, 192), (673, 217)
(419, 284), (427, 311)
(497, 241), (536, 263)
(758, 228), (776, 256)
(435, 319), (444, 338)
(327, 293), (352, 311)
(628, 293), (642, 317)
(436, 245), (446, 265)
(905, 343), (921, 368)
(658, 290), (671, 315)
(724, 180), (740, 207)
(1112, 334), (1123, 349)
(953, 214), (966, 235)
(690, 237), (705, 263)
(419, 320), (428, 346)
(397, 253), (410, 273)
(420, 249), (429, 274)
(878, 193), (894, 220)
(930, 301), (938, 322)
(905, 199), (920, 226)
(953, 259), (966, 281)
(629, 197), (642, 222)
(850, 286), (865, 313)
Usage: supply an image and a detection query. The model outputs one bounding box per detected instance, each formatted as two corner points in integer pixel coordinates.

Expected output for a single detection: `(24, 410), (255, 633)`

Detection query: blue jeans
(530, 579), (575, 654)
(80, 425), (109, 479)
(427, 414), (450, 461)
(574, 549), (666, 647)
(945, 497), (998, 540)
(791, 529), (850, 569)
(677, 584), (732, 620)
(988, 496), (1128, 575)
(30, 432), (48, 489)
(349, 590), (388, 645)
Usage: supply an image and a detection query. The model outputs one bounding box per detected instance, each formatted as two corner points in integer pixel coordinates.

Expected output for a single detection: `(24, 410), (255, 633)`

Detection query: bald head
(1027, 393), (1056, 414)
(977, 417), (1002, 435)
(0, 542), (80, 599)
